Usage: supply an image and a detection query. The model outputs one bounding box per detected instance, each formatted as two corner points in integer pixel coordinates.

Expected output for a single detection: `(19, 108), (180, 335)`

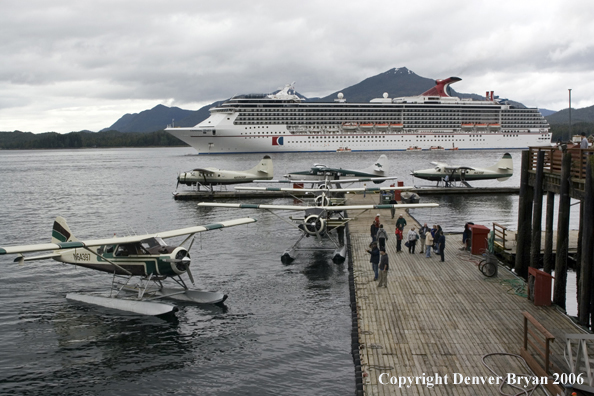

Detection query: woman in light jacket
(407, 227), (419, 254)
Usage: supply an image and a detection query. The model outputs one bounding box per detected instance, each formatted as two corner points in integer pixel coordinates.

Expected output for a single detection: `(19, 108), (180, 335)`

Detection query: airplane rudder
(51, 216), (78, 243)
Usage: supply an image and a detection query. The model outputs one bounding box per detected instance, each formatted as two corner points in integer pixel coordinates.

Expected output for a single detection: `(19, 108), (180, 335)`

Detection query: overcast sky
(1, 0), (593, 133)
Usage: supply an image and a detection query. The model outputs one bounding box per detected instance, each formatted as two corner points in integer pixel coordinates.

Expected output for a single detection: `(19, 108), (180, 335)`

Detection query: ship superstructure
(166, 78), (551, 154)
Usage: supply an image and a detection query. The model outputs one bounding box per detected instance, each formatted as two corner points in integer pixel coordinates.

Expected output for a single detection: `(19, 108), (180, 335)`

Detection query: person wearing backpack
(407, 227), (419, 254)
(376, 224), (388, 251)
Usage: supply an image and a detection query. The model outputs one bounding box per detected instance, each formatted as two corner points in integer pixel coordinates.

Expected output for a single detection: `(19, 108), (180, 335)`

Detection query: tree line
(0, 130), (187, 149)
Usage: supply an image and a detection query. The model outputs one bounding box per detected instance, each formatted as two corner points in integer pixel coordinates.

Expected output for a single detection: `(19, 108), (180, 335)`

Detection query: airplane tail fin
(361, 155), (388, 177)
(488, 153), (514, 181)
(51, 217), (79, 244)
(249, 155), (273, 178)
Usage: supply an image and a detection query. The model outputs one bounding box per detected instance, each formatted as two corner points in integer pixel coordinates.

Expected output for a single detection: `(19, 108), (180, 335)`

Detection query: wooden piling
(515, 150), (533, 278)
(543, 192), (555, 274)
(553, 152), (572, 310)
(530, 151), (545, 269)
(578, 155), (594, 327)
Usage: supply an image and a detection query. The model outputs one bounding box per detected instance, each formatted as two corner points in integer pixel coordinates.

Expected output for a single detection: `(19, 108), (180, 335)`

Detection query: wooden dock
(347, 195), (588, 395)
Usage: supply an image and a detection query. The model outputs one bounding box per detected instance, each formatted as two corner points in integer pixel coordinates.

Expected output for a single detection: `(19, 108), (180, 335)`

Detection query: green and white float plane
(198, 187), (437, 263)
(0, 216), (256, 316)
(411, 153), (514, 187)
(282, 154), (394, 183)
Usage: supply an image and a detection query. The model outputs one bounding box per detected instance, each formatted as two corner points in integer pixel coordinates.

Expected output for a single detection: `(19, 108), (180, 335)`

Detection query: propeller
(314, 194), (331, 207)
(303, 214), (326, 238)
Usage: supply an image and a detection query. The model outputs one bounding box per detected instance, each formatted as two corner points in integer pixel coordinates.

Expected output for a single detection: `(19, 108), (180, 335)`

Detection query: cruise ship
(166, 77), (551, 154)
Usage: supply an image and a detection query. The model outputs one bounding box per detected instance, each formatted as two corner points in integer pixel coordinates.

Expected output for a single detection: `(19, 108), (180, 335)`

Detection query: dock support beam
(515, 150), (533, 279)
(578, 155), (594, 328)
(543, 192), (555, 274)
(553, 152), (572, 310)
(530, 151), (545, 269)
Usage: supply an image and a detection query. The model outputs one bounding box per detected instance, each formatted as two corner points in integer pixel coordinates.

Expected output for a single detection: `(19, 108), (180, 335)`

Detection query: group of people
(367, 214), (448, 288)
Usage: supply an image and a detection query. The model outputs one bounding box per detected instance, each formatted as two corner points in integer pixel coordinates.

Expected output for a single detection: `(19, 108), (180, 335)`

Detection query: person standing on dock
(407, 227), (419, 254)
(377, 249), (389, 288)
(425, 228), (434, 258)
(370, 218), (379, 243)
(396, 214), (407, 231)
(581, 132), (589, 149)
(395, 225), (403, 252)
(366, 242), (380, 281)
(419, 223), (429, 254)
(376, 224), (388, 251)
(437, 231), (446, 262)
(389, 197), (397, 219)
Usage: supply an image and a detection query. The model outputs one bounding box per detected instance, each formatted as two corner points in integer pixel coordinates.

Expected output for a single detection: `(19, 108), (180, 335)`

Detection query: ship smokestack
(490, 91), (494, 101)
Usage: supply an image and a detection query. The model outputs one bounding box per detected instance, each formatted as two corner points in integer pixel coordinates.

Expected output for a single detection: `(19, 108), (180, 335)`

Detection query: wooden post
(553, 152), (572, 310)
(578, 155), (594, 327)
(515, 150), (533, 278)
(530, 151), (545, 268)
(543, 192), (555, 274)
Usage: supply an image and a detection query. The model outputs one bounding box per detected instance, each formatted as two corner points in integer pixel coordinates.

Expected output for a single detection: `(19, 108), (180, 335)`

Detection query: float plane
(0, 216), (256, 316)
(411, 153), (514, 187)
(176, 155), (273, 192)
(283, 154), (393, 183)
(198, 187), (436, 263)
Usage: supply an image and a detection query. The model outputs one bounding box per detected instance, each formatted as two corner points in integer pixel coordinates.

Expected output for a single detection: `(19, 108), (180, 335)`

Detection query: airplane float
(176, 155), (273, 192)
(198, 186), (437, 264)
(411, 153), (514, 187)
(0, 216), (256, 316)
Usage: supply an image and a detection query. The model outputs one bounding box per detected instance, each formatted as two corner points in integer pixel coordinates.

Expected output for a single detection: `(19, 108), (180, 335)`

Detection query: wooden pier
(347, 195), (588, 395)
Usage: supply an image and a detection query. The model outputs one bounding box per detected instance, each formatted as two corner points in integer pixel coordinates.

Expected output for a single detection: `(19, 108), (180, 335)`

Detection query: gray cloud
(1, 0), (593, 132)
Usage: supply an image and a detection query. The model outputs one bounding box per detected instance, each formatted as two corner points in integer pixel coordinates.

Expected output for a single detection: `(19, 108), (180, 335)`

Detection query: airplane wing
(198, 203), (438, 211)
(253, 176), (398, 184)
(235, 186), (415, 193)
(0, 218), (257, 255)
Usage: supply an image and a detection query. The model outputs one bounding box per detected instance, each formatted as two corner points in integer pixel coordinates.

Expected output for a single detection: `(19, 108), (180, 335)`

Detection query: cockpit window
(140, 237), (166, 250)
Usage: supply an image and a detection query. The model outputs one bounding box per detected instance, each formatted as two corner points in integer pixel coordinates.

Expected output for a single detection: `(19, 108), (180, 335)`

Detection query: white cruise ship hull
(166, 79), (551, 155)
(167, 126), (550, 155)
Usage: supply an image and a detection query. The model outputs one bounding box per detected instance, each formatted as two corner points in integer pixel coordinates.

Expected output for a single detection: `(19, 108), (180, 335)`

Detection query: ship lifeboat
(447, 147), (459, 150)
(430, 146), (445, 150)
(475, 123), (488, 128)
(488, 123), (501, 129)
(359, 123), (374, 129)
(336, 147), (352, 152)
(406, 146), (422, 151)
(390, 123), (404, 128)
(375, 123), (389, 129)
(342, 122), (358, 130)
(461, 123), (474, 128)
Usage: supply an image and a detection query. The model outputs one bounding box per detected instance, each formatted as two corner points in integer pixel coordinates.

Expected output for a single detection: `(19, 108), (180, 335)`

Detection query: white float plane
(176, 155), (273, 191)
(198, 189), (437, 263)
(0, 216), (256, 316)
(411, 153), (514, 187)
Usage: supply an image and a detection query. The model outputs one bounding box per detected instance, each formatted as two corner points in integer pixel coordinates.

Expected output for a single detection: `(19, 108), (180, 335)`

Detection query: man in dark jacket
(438, 231), (446, 262)
(377, 250), (389, 288)
(366, 243), (380, 280)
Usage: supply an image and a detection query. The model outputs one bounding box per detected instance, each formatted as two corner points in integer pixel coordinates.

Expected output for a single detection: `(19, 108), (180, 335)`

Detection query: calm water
(0, 147), (580, 395)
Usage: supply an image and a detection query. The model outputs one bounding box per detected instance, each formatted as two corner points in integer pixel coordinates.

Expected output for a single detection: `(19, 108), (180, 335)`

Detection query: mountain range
(102, 67), (586, 133)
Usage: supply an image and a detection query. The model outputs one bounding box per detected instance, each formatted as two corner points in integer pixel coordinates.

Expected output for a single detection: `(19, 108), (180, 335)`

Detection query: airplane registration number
(73, 253), (91, 261)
